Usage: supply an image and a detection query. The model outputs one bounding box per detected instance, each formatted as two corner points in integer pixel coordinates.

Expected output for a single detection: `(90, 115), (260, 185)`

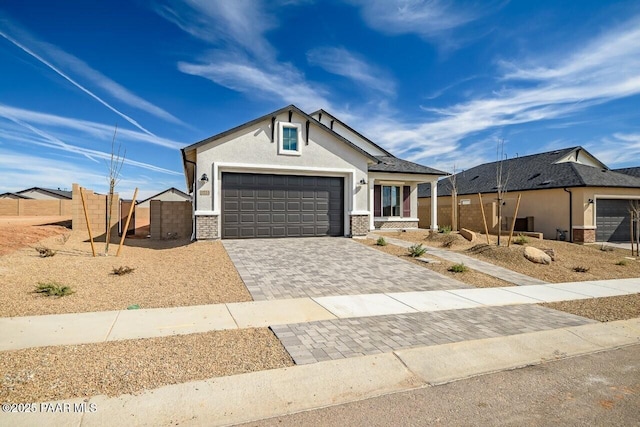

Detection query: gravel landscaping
(0, 230), (251, 317)
(358, 238), (514, 288)
(542, 294), (640, 322)
(0, 328), (293, 403)
(383, 230), (640, 283)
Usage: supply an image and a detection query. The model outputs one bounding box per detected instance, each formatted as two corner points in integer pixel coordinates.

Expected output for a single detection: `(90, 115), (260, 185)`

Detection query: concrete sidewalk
(2, 278), (639, 351)
(3, 319), (639, 427)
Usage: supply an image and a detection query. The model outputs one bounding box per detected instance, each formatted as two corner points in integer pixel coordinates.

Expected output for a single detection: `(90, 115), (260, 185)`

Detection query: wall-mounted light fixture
(588, 198), (594, 204)
(200, 173), (209, 182)
(359, 178), (367, 185)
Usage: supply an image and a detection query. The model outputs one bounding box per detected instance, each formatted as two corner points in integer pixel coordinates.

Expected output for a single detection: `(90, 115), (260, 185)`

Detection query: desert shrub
(112, 266), (136, 276)
(615, 260), (628, 266)
(34, 282), (74, 297)
(407, 243), (427, 257)
(441, 234), (457, 248)
(514, 234), (529, 245)
(573, 266), (590, 273)
(375, 237), (388, 246)
(35, 246), (56, 257)
(448, 263), (468, 273)
(438, 225), (452, 234)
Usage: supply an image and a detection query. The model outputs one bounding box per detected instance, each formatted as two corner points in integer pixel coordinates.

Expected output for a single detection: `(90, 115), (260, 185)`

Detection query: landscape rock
(542, 248), (556, 261)
(524, 246), (552, 265)
(459, 228), (476, 242)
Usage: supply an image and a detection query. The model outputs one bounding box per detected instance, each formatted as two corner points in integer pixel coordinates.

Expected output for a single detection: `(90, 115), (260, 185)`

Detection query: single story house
(418, 146), (640, 243)
(0, 187), (72, 200)
(181, 105), (447, 239)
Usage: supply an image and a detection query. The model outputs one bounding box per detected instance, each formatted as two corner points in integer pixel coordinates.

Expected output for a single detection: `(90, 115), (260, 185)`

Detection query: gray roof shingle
(418, 146), (640, 197)
(614, 167), (640, 178)
(368, 156), (448, 175)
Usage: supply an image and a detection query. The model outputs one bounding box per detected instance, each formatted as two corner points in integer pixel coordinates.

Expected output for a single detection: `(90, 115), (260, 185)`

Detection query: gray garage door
(596, 199), (636, 242)
(221, 173), (344, 239)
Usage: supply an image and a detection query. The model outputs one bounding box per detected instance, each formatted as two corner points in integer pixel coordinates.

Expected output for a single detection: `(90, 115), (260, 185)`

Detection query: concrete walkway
(2, 278), (639, 351)
(3, 319), (639, 427)
(370, 233), (549, 286)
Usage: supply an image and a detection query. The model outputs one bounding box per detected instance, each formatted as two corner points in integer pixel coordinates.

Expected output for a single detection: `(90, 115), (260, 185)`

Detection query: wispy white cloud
(158, 0), (333, 111)
(306, 47), (396, 96)
(156, 0), (277, 60)
(354, 15), (640, 165)
(588, 132), (640, 168)
(0, 16), (184, 130)
(0, 104), (182, 150)
(348, 0), (501, 41)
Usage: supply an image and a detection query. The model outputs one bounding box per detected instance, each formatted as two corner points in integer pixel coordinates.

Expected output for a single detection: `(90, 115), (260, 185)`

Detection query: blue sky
(1, 0), (639, 198)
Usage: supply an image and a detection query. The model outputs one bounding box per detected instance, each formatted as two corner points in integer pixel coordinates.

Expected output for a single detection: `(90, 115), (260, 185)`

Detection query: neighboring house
(14, 187), (72, 200)
(418, 147), (640, 243)
(137, 187), (191, 208)
(614, 167), (640, 179)
(0, 192), (30, 199)
(121, 188), (191, 237)
(181, 104), (446, 239)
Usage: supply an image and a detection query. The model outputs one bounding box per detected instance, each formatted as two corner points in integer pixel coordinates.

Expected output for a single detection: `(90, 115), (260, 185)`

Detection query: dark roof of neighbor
(16, 187), (72, 199)
(369, 156), (448, 175)
(614, 167), (640, 178)
(418, 146), (640, 197)
(0, 192), (30, 199)
(138, 187), (191, 204)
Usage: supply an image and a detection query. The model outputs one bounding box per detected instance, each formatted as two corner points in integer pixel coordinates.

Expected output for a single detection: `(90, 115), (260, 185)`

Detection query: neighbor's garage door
(221, 172), (344, 239)
(596, 199), (636, 242)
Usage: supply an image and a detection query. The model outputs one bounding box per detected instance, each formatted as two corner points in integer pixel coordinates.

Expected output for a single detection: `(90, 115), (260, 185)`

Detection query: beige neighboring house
(0, 187), (72, 200)
(181, 104), (447, 240)
(418, 146), (640, 243)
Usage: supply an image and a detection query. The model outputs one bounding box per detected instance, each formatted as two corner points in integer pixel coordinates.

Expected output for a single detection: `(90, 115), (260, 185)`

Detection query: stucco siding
(194, 112), (370, 218)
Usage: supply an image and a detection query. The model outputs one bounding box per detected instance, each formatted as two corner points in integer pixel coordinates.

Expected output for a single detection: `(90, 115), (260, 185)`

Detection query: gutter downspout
(184, 155), (197, 241)
(564, 188), (572, 242)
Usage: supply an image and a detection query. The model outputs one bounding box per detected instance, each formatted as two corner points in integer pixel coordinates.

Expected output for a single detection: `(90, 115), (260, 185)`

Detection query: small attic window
(528, 173), (541, 181)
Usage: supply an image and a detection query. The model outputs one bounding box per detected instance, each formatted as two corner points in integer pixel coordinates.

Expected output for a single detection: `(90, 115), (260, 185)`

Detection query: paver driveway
(223, 237), (469, 300)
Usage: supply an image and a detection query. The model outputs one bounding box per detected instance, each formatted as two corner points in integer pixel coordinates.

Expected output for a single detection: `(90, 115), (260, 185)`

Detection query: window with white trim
(278, 122), (302, 155)
(382, 185), (401, 217)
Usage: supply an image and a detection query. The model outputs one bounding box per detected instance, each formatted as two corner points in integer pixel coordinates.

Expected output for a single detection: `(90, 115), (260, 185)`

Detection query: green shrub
(615, 260), (628, 266)
(514, 234), (529, 245)
(573, 266), (590, 273)
(407, 243), (427, 257)
(438, 225), (452, 234)
(35, 246), (56, 257)
(34, 282), (74, 297)
(448, 263), (468, 273)
(112, 266), (136, 276)
(375, 237), (387, 246)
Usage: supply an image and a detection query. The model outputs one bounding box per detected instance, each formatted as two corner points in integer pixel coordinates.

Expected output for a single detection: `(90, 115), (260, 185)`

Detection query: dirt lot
(0, 328), (293, 403)
(0, 224), (251, 317)
(542, 294), (640, 322)
(381, 229), (640, 283)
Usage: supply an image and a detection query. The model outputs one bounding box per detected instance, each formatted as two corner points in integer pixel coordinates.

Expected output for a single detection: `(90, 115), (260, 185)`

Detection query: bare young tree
(104, 125), (125, 255)
(445, 164), (459, 231)
(630, 200), (640, 256)
(495, 139), (510, 246)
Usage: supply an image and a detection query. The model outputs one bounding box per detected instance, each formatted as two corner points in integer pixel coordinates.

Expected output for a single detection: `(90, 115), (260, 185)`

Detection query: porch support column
(369, 179), (375, 230)
(430, 178), (438, 231)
